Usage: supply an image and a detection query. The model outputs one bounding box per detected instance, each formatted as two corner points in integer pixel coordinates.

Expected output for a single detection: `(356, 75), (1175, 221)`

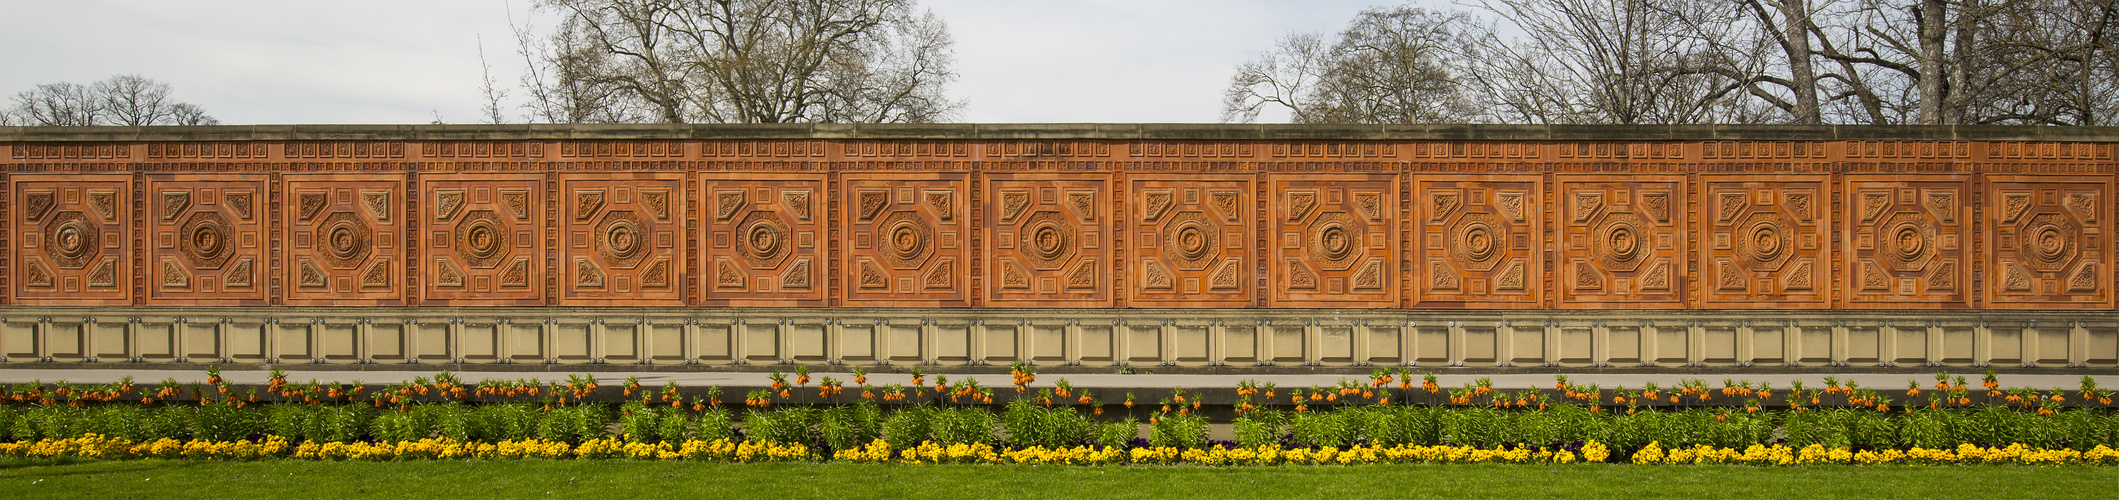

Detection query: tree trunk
(1917, 0), (1948, 124)
(1779, 0), (1822, 124)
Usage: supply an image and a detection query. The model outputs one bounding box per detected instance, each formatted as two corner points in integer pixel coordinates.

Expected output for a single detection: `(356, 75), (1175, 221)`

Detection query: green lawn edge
(1, 458), (2114, 499)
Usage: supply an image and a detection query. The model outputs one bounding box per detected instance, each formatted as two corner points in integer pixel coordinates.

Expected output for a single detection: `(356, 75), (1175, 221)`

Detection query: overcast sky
(0, 0), (1455, 125)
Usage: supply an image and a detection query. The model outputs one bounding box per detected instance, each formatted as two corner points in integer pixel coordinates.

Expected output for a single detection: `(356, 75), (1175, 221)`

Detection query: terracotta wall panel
(282, 174), (407, 306)
(1984, 176), (2114, 310)
(420, 174), (544, 306)
(984, 173), (1112, 308)
(11, 174), (131, 305)
(1414, 176), (1544, 309)
(1269, 174), (1399, 308)
(1555, 175), (1687, 309)
(701, 174), (830, 306)
(840, 173), (970, 307)
(1842, 176), (1972, 309)
(1, 132), (2115, 312)
(1127, 175), (1253, 308)
(145, 174), (270, 305)
(559, 173), (685, 306)
(1696, 176), (1833, 309)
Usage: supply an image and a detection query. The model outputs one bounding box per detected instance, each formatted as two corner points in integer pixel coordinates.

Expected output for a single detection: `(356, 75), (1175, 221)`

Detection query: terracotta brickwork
(3, 126), (2117, 310)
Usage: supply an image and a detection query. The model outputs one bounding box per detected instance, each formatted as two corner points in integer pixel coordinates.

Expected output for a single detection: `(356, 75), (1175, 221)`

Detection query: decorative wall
(2, 126), (2116, 311)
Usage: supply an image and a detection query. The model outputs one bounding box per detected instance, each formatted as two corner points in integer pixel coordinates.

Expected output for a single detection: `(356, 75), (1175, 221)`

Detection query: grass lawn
(1, 458), (2113, 499)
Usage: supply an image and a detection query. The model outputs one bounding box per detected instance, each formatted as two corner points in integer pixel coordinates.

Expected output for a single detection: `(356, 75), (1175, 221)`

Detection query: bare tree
(1222, 7), (1471, 124)
(520, 0), (961, 124)
(1227, 0), (2116, 126)
(514, 3), (647, 124)
(1964, 0), (2119, 125)
(1463, 0), (1749, 124)
(95, 74), (177, 126)
(12, 81), (101, 126)
(168, 103), (219, 126)
(1222, 33), (1332, 123)
(7, 75), (217, 126)
(478, 34), (512, 125)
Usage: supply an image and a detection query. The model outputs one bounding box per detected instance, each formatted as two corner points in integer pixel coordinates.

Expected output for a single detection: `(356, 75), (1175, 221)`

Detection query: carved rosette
(148, 176), (268, 304)
(562, 175), (683, 305)
(1131, 177), (1250, 307)
(988, 177), (1108, 306)
(1699, 178), (1830, 308)
(1986, 177), (2111, 309)
(1418, 178), (1541, 308)
(284, 174), (403, 305)
(702, 176), (826, 306)
(11, 176), (130, 305)
(1846, 178), (1968, 308)
(1273, 176), (1395, 307)
(842, 175), (967, 306)
(1557, 178), (1684, 309)
(423, 175), (541, 305)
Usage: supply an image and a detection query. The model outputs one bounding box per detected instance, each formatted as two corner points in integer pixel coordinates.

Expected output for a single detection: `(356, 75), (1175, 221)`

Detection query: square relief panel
(703, 175), (829, 306)
(561, 173), (684, 306)
(1556, 176), (1685, 309)
(987, 174), (1111, 307)
(1129, 175), (1252, 308)
(1697, 176), (1831, 309)
(148, 175), (270, 305)
(283, 174), (407, 305)
(12, 175), (132, 305)
(422, 174), (544, 305)
(1985, 176), (2112, 309)
(841, 174), (970, 307)
(1843, 176), (1971, 308)
(1270, 174), (1398, 308)
(1415, 176), (1543, 308)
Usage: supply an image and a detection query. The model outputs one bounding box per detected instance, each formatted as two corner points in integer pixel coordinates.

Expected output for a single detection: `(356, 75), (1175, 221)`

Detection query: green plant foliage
(820, 400), (882, 450)
(1095, 418), (1138, 449)
(1003, 399), (1097, 448)
(693, 408), (735, 443)
(1150, 413), (1207, 449)
(882, 405), (936, 448)
(743, 407), (818, 446)
(933, 408), (995, 446)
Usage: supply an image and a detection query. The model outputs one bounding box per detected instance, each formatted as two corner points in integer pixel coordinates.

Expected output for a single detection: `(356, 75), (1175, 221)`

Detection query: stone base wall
(2, 308), (2112, 370)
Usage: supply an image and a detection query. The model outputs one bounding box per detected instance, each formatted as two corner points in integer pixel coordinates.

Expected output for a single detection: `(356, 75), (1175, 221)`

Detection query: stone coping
(5, 124), (2119, 142)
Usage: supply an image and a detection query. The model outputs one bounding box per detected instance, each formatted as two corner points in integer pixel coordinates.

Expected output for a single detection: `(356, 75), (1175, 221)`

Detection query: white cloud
(0, 0), (1450, 124)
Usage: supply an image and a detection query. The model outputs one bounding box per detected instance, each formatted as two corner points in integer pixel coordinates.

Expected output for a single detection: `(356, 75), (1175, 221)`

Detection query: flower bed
(5, 434), (2117, 466)
(1, 366), (2115, 466)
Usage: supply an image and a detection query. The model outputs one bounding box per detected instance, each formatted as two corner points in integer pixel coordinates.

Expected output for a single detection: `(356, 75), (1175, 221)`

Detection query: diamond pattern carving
(562, 174), (683, 305)
(1132, 176), (1250, 308)
(1417, 177), (1541, 308)
(843, 174), (967, 306)
(1273, 175), (1397, 307)
(1986, 176), (2111, 309)
(1698, 177), (1830, 308)
(11, 175), (130, 305)
(423, 174), (542, 305)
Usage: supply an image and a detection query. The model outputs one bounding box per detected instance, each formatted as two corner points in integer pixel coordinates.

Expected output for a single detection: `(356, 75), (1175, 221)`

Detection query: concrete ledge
(5, 123), (2119, 142)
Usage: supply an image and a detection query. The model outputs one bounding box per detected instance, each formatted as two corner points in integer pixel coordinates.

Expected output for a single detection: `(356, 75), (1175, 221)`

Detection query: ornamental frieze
(1, 126), (2115, 311)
